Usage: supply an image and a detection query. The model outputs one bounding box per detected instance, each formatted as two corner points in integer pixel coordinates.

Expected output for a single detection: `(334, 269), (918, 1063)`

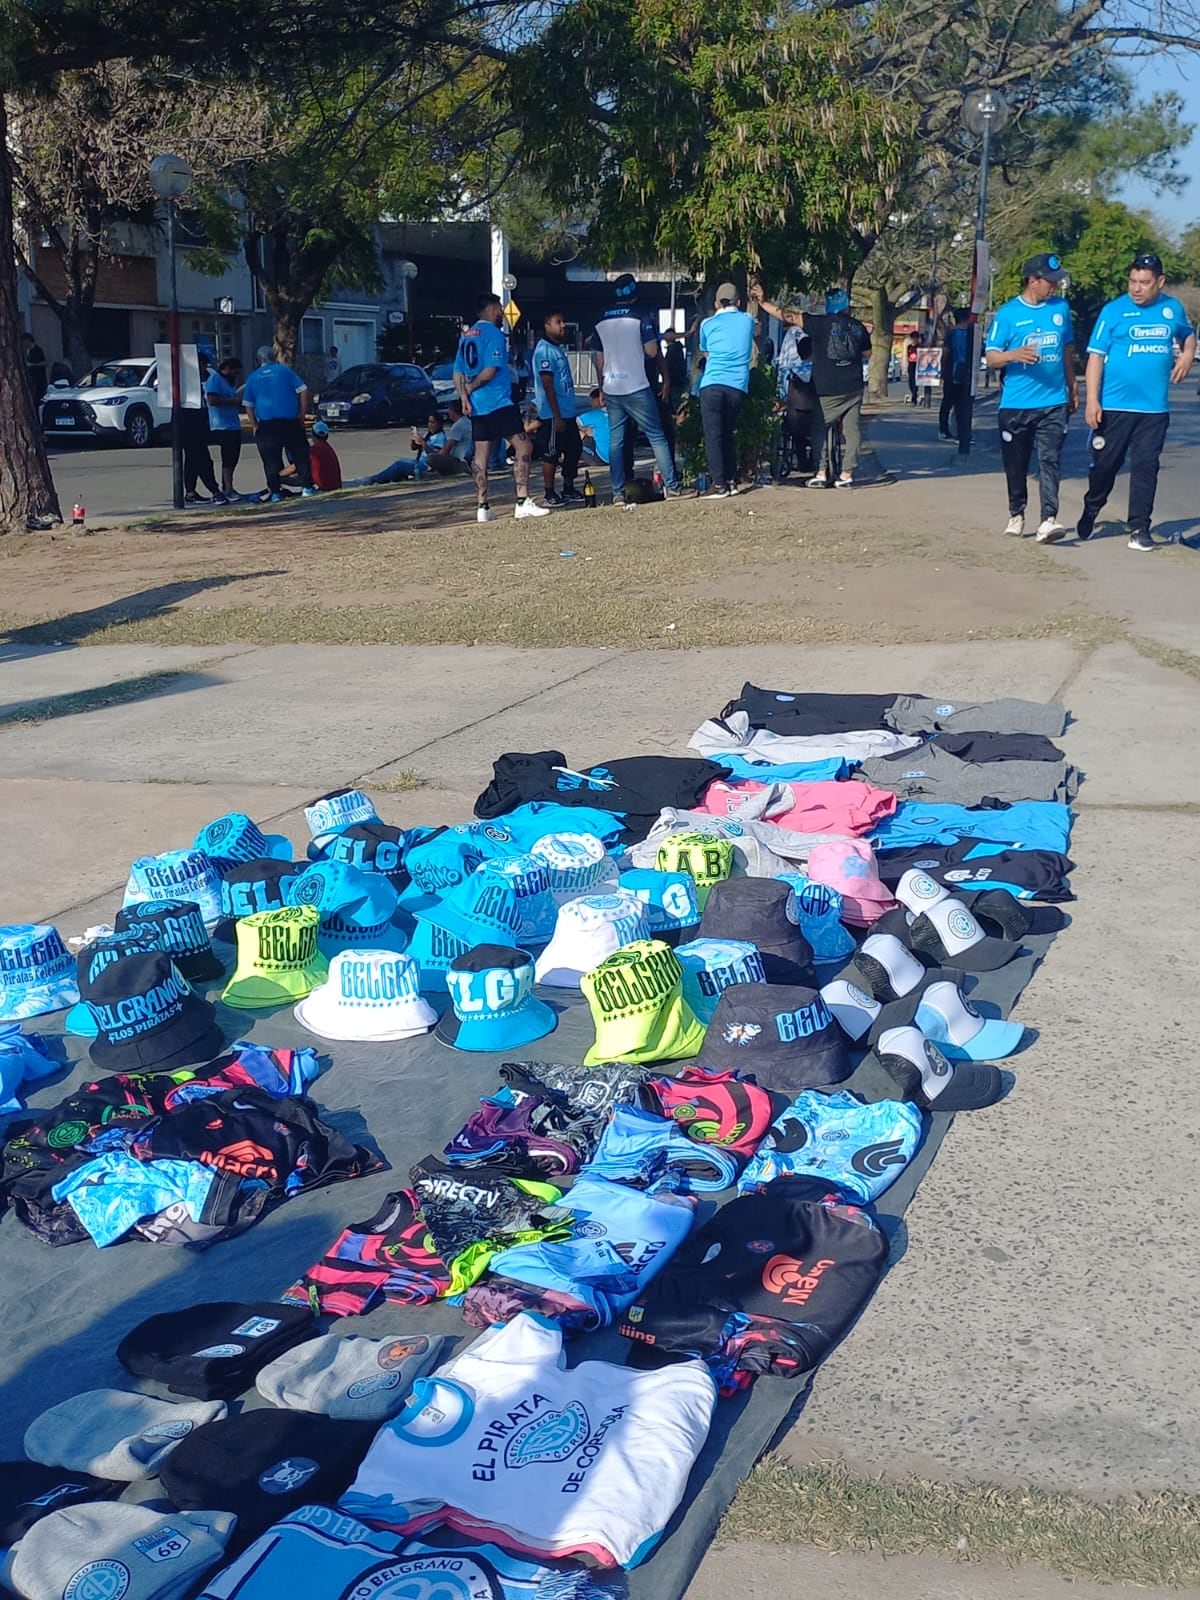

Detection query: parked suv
(40, 358), (170, 447)
(316, 362), (438, 428)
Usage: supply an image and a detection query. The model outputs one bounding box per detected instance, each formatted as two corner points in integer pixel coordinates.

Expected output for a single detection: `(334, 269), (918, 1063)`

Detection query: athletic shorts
(470, 403), (523, 444)
(534, 416), (581, 464)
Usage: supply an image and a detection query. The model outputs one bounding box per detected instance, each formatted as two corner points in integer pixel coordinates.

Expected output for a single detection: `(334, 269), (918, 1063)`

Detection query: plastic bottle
(583, 471), (597, 509)
(72, 503), (85, 526)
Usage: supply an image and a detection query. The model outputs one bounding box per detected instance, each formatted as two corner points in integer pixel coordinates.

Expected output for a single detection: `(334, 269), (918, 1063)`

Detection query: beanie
(8, 1501), (235, 1600)
(117, 1301), (317, 1400)
(24, 1390), (227, 1481)
(256, 1332), (445, 1422)
(0, 1460), (123, 1545)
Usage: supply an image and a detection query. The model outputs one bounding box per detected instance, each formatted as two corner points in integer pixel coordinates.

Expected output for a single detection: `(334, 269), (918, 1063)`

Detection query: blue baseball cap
(434, 946), (557, 1053)
(825, 287), (850, 314)
(194, 812), (293, 873)
(912, 976), (1025, 1062)
(0, 924), (79, 1022)
(617, 870), (702, 945)
(776, 874), (856, 964)
(304, 788), (380, 847)
(475, 855), (557, 947)
(65, 931), (161, 1036)
(675, 937), (766, 1024)
(284, 860), (404, 955)
(124, 848), (224, 927)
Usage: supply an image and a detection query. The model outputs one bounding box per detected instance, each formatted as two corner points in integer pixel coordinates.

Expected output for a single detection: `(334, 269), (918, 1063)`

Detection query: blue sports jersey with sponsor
(454, 319), (512, 415)
(986, 295), (1074, 409)
(699, 308), (756, 393)
(533, 338), (578, 420)
(1088, 292), (1194, 413)
(737, 1089), (923, 1204)
(870, 800), (1073, 854)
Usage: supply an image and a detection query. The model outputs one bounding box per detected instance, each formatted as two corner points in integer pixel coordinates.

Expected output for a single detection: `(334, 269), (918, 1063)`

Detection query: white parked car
(40, 358), (171, 447)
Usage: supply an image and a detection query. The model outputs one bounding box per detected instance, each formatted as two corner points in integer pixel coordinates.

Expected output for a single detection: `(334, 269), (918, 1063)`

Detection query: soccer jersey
(1088, 292), (1194, 413)
(698, 307), (756, 392)
(533, 338), (577, 420)
(986, 294), (1074, 409)
(869, 801), (1073, 854)
(340, 1314), (716, 1568)
(455, 320), (512, 415)
(737, 1089), (923, 1203)
(586, 306), (658, 396)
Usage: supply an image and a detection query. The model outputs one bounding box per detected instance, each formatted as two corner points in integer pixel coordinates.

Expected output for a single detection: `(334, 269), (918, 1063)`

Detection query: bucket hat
(696, 981), (852, 1091)
(218, 858), (302, 922)
(115, 899), (224, 984)
(698, 877), (814, 983)
(222, 906), (328, 1009)
(304, 787), (380, 847)
(534, 891), (648, 987)
(805, 839), (896, 926)
(83, 951), (225, 1073)
(580, 939), (706, 1066)
(295, 950), (437, 1042)
(435, 946), (557, 1052)
(775, 874), (856, 964)
(402, 821), (520, 898)
(65, 930), (162, 1037)
(285, 860), (404, 956)
(123, 849), (224, 927)
(655, 831), (734, 908)
(474, 854), (558, 946)
(0, 924), (79, 1022)
(618, 869), (702, 943)
(319, 821), (410, 891)
(193, 812), (293, 873)
(530, 832), (620, 904)
(675, 937), (766, 1024)
(412, 869), (522, 947)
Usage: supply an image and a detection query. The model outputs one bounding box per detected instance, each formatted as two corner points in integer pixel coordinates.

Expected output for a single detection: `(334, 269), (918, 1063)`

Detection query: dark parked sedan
(316, 362), (438, 428)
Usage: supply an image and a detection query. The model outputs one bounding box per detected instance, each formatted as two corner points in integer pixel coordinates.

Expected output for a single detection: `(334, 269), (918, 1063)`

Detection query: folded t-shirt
(699, 778), (896, 836)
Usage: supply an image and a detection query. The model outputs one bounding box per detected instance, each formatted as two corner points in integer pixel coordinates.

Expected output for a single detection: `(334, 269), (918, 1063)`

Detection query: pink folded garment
(805, 839), (897, 926)
(700, 778), (897, 837)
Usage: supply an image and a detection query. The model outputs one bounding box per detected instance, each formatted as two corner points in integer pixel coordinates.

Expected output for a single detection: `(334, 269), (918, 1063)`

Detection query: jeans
(1080, 409), (1169, 534)
(998, 404), (1068, 520)
(814, 389), (864, 473)
(255, 417), (311, 493)
(606, 387), (680, 495)
(699, 383), (745, 487)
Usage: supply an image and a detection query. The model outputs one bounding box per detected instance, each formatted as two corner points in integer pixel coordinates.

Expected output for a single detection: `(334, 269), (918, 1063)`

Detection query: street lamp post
(397, 259), (418, 362)
(149, 153), (193, 509)
(961, 88), (1009, 453)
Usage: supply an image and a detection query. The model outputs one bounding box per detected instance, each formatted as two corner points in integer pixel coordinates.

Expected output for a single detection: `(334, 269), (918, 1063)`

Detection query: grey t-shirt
(860, 744), (1077, 805)
(446, 415), (473, 461)
(884, 695), (1067, 738)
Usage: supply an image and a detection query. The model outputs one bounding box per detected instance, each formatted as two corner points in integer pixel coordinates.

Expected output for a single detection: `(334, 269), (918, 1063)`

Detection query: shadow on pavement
(0, 574), (285, 648)
(0, 666), (228, 726)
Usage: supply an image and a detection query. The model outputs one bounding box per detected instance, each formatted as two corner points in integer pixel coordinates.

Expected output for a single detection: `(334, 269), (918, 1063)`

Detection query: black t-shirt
(806, 313), (871, 397)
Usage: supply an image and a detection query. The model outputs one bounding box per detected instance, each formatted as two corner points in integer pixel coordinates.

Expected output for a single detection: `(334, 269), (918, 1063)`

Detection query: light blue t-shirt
(985, 294), (1074, 410)
(204, 369), (241, 431)
(532, 337), (577, 420)
(1088, 292), (1194, 414)
(454, 319), (512, 416)
(699, 307), (757, 393)
(242, 361), (306, 422)
(870, 801), (1073, 855)
(582, 407), (610, 462)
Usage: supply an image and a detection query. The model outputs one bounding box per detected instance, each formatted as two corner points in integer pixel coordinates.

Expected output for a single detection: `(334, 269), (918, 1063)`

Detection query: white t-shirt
(446, 414), (473, 460)
(340, 1314), (715, 1568)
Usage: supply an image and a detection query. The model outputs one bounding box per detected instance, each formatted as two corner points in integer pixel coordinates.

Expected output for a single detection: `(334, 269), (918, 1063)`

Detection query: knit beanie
(7, 1501), (235, 1600)
(256, 1332), (444, 1421)
(24, 1390), (227, 1481)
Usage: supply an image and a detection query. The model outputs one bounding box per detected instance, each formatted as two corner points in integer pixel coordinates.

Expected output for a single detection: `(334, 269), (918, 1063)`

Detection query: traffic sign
(502, 299), (521, 328)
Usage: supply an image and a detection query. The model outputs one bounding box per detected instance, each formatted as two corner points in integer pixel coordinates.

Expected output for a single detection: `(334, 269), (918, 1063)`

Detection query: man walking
(697, 281), (756, 497)
(939, 308), (972, 444)
(750, 283), (871, 487)
(1077, 252), (1195, 552)
(585, 273), (692, 505)
(984, 254), (1078, 542)
(454, 292), (549, 523)
(242, 344), (315, 503)
(533, 309), (583, 506)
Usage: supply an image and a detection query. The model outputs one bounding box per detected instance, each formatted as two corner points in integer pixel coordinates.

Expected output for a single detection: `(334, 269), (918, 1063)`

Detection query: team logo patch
(723, 1022), (762, 1045)
(347, 1372), (402, 1399)
(924, 1040), (951, 1078)
(190, 1343), (245, 1359)
(142, 1420), (194, 1441)
(204, 818), (233, 844)
(504, 1402), (591, 1469)
(258, 1456), (319, 1494)
(48, 1120), (90, 1150)
(935, 704), (955, 717)
(378, 1337), (429, 1370)
(64, 1561), (130, 1600)
(290, 873), (325, 906)
(947, 908), (978, 942)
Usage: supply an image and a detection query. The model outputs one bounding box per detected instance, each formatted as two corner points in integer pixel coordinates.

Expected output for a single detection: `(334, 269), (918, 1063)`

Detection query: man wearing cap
(697, 282), (757, 498)
(1076, 252), (1195, 552)
(585, 273), (692, 505)
(454, 292), (550, 523)
(984, 255), (1078, 542)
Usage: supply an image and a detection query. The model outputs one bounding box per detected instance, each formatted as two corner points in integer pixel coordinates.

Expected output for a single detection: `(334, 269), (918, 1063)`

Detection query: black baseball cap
(613, 272), (638, 300)
(954, 887), (1068, 941)
(1023, 253), (1066, 283)
(697, 878), (814, 984)
(873, 1024), (1004, 1111)
(697, 982), (852, 1090)
(1131, 252), (1164, 275)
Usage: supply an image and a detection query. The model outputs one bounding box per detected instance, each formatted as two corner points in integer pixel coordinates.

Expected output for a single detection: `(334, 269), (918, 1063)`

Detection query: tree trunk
(866, 284), (896, 403)
(0, 107), (61, 532)
(268, 295), (307, 367)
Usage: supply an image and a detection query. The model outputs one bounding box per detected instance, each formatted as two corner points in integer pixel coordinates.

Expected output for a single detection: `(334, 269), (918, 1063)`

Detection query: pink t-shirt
(700, 778), (897, 836)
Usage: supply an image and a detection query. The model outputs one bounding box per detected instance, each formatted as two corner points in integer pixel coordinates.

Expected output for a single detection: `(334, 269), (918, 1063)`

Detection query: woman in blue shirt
(204, 357), (244, 500)
(697, 282), (757, 497)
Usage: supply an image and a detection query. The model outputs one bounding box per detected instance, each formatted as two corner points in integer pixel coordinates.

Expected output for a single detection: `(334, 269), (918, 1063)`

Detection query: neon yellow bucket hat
(654, 832), (734, 909)
(222, 905), (329, 1009)
(581, 938), (707, 1066)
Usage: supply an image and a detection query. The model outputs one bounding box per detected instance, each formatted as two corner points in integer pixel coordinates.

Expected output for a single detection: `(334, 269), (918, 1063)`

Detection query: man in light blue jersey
(532, 309), (583, 506)
(454, 291), (550, 523)
(1076, 252), (1195, 552)
(697, 280), (757, 497)
(984, 254), (1078, 543)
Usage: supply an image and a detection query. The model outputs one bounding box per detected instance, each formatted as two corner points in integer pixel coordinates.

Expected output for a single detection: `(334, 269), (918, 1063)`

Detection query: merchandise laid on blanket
(0, 691), (1077, 1599)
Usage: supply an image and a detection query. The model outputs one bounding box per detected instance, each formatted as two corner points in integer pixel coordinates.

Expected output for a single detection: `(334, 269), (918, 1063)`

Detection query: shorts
(534, 416), (581, 464)
(210, 431), (242, 471)
(470, 403), (523, 444)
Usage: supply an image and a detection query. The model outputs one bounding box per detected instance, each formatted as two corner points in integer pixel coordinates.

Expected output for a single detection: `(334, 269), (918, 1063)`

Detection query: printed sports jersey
(584, 1105), (740, 1192)
(340, 1314), (716, 1568)
(985, 294), (1074, 409)
(737, 1089), (923, 1203)
(698, 307), (756, 393)
(647, 1064), (777, 1159)
(1088, 292), (1194, 413)
(869, 801), (1073, 854)
(586, 306), (659, 396)
(875, 840), (1076, 902)
(281, 1188), (451, 1316)
(454, 319), (512, 415)
(533, 338), (578, 420)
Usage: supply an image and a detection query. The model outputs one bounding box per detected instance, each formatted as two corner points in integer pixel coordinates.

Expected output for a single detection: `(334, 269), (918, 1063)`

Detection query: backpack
(825, 314), (863, 369)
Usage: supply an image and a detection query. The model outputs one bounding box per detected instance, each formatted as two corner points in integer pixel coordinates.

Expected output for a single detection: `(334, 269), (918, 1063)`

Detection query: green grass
(721, 1461), (1200, 1588)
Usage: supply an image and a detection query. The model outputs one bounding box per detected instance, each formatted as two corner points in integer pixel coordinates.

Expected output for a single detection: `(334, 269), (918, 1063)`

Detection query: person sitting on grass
(308, 420), (342, 491)
(349, 399), (474, 484)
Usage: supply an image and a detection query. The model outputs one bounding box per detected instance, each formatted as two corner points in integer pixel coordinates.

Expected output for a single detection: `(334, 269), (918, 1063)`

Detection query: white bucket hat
(294, 950), (437, 1041)
(534, 891), (648, 988)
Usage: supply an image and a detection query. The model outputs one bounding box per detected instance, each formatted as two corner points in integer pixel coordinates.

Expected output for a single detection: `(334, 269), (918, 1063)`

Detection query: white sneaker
(1004, 514), (1025, 538)
(1035, 519), (1067, 543)
(476, 505), (495, 523)
(514, 498), (551, 519)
